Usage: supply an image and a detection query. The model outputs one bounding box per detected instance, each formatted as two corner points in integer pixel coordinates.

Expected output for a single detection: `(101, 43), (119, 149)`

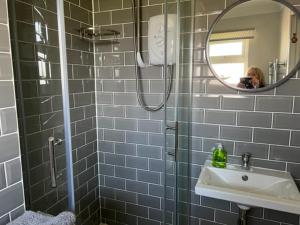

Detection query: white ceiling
(223, 0), (286, 19)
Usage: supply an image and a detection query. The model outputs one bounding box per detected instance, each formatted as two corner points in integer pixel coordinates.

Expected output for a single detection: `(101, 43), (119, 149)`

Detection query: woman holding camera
(238, 67), (266, 89)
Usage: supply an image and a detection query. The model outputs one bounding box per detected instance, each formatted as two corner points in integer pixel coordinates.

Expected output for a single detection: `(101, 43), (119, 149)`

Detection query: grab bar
(48, 137), (63, 188)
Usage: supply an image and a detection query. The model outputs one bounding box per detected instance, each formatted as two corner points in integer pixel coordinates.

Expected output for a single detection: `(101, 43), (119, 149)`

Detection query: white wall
(279, 7), (291, 66)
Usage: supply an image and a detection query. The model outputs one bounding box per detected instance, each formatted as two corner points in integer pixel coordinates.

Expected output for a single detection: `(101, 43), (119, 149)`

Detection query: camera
(240, 77), (253, 89)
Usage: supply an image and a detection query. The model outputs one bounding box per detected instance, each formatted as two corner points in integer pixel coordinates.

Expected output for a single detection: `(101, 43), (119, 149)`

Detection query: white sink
(195, 160), (300, 214)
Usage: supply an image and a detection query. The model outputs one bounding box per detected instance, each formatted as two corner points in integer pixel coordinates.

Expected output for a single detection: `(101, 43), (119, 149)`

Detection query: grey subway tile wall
(2, 0), (300, 224)
(94, 0), (173, 224)
(95, 0), (300, 225)
(8, 0), (99, 224)
(0, 0), (25, 223)
(191, 0), (300, 224)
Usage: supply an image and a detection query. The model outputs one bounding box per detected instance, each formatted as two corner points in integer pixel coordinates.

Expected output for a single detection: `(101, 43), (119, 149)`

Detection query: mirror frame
(206, 0), (300, 92)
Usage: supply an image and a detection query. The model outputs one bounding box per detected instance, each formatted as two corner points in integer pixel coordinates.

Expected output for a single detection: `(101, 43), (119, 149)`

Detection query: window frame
(209, 39), (249, 84)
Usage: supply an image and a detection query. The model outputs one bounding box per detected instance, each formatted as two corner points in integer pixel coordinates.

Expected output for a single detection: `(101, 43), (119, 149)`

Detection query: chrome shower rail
(56, 0), (75, 212)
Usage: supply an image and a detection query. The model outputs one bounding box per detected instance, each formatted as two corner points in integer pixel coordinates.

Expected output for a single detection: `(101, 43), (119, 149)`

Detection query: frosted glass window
(212, 63), (245, 84)
(209, 42), (243, 56)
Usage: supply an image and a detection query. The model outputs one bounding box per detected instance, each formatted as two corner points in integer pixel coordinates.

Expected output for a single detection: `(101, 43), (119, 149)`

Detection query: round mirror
(206, 0), (300, 92)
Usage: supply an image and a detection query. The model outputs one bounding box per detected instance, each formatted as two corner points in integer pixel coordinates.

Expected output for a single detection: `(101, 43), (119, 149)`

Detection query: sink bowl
(195, 160), (300, 214)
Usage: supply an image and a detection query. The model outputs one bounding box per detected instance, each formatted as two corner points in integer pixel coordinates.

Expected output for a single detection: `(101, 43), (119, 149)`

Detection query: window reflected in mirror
(207, 0), (300, 91)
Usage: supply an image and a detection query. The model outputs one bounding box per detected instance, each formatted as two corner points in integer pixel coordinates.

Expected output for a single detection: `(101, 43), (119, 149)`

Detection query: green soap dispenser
(211, 143), (227, 168)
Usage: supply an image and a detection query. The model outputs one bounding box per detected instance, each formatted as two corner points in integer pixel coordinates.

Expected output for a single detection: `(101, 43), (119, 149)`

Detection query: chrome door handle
(48, 137), (63, 188)
(167, 152), (176, 157)
(166, 121), (178, 161)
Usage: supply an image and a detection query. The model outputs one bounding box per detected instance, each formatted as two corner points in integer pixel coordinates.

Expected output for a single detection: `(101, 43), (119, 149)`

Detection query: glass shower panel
(164, 0), (193, 224)
(9, 0), (99, 223)
(8, 0), (70, 215)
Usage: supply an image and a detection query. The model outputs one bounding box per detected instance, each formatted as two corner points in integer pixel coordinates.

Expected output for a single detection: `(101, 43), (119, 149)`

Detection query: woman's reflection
(238, 67), (266, 89)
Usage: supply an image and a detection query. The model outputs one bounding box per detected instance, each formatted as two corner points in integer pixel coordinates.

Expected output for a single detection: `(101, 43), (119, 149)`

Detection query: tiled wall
(8, 0), (99, 224)
(94, 0), (300, 225)
(63, 1), (100, 224)
(94, 0), (167, 224)
(0, 0), (25, 224)
(94, 0), (192, 224)
(190, 0), (300, 224)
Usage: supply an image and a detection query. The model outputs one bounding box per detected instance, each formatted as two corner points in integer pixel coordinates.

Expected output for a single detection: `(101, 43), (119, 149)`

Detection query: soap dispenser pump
(211, 143), (227, 168)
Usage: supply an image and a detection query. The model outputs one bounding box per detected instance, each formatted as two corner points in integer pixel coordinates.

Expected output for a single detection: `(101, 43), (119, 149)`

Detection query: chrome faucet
(241, 153), (251, 170)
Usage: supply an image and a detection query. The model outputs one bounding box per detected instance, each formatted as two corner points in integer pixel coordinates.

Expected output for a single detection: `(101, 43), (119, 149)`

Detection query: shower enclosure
(8, 0), (100, 224)
(7, 0), (194, 224)
(163, 1), (194, 224)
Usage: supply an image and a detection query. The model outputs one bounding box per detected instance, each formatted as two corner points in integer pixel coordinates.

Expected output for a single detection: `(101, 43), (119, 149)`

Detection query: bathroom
(0, 0), (300, 224)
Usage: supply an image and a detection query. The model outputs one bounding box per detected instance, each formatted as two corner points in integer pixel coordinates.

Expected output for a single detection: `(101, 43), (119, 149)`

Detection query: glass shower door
(164, 0), (194, 224)
(8, 0), (73, 215)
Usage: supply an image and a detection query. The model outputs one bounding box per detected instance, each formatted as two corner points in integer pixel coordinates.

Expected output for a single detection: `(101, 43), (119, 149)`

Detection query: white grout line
(3, 162), (8, 189)
(0, 51), (11, 55)
(289, 130), (292, 146)
(0, 131), (19, 138)
(292, 96), (295, 113)
(0, 180), (23, 194)
(0, 109), (2, 136)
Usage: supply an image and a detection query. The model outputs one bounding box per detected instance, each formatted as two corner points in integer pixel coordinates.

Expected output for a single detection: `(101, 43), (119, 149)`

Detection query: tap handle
(241, 152), (251, 163)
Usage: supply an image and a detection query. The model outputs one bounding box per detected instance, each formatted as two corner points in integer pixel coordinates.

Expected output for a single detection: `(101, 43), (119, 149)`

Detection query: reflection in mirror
(207, 0), (300, 91)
